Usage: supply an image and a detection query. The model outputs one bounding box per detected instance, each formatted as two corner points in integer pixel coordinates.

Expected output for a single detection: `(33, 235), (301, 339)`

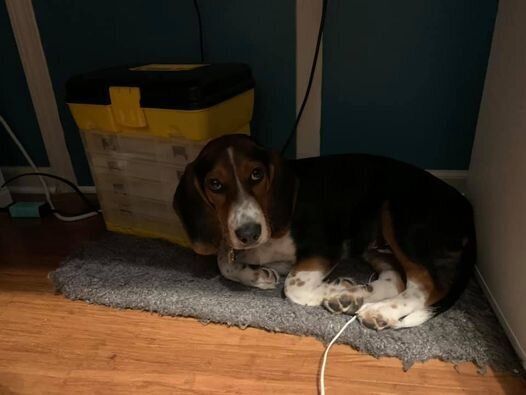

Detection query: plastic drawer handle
(112, 183), (126, 192)
(108, 161), (123, 171)
(101, 137), (116, 151)
(172, 146), (188, 160)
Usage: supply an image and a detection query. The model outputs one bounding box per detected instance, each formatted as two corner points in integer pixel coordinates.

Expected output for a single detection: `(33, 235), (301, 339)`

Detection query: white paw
(357, 302), (398, 331)
(252, 267), (280, 289)
(322, 278), (364, 314)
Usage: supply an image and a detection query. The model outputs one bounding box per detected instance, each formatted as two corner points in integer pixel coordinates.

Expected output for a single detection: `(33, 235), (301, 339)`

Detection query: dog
(174, 134), (475, 330)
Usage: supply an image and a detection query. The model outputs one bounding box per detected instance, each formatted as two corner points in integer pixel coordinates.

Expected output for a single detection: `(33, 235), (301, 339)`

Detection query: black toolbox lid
(65, 63), (255, 110)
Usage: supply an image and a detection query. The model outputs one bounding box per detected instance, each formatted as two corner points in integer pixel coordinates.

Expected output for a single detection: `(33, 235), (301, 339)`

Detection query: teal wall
(2, 1), (497, 185)
(0, 1), (48, 167)
(33, 0), (200, 185)
(321, 0), (497, 169)
(199, 0), (296, 154)
(33, 0), (295, 185)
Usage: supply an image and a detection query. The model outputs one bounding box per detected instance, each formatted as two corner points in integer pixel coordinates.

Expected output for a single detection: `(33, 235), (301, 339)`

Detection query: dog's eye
(207, 178), (223, 192)
(250, 167), (264, 182)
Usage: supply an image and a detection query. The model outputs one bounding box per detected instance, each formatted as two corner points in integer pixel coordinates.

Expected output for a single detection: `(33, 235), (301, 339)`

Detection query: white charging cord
(319, 315), (357, 395)
(0, 114), (100, 221)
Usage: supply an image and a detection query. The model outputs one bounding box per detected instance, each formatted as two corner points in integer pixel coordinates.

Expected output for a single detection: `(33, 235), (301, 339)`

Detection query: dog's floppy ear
(173, 161), (221, 255)
(267, 151), (297, 237)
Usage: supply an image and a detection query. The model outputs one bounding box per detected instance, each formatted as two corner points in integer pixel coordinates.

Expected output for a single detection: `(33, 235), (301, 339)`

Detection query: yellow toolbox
(66, 63), (254, 246)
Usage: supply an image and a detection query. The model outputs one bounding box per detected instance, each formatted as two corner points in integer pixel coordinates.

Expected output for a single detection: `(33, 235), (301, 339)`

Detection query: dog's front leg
(284, 256), (366, 313)
(217, 242), (280, 289)
(284, 257), (349, 306)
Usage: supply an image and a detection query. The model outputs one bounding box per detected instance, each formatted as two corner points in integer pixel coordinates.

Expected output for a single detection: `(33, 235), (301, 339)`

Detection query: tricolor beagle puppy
(174, 134), (475, 330)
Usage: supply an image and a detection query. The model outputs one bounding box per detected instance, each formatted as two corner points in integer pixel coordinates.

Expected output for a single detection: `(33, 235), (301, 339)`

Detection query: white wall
(468, 0), (526, 367)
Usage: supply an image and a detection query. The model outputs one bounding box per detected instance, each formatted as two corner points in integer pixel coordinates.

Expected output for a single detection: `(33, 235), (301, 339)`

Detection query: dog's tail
(381, 201), (476, 318)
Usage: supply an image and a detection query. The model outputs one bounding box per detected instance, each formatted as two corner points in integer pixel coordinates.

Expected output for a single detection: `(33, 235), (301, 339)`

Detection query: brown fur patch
(192, 242), (218, 256)
(296, 280), (305, 287)
(291, 257), (332, 276)
(203, 152), (238, 236)
(381, 202), (445, 305)
(364, 253), (396, 272)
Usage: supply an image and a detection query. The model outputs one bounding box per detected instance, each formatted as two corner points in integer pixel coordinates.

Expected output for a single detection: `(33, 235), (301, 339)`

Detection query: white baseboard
(1, 166), (55, 194)
(78, 186), (96, 194)
(0, 188), (13, 207)
(1, 166), (96, 195)
(475, 266), (526, 371)
(0, 169), (14, 207)
(427, 170), (468, 194)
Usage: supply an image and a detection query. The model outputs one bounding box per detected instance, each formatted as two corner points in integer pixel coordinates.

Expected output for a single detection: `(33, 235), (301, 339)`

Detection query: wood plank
(0, 207), (524, 394)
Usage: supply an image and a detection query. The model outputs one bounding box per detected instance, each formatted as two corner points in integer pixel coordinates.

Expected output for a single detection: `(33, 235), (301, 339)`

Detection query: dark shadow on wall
(321, 0), (498, 170)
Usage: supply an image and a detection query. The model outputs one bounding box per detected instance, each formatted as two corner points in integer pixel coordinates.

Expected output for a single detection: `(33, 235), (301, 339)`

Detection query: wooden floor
(0, 201), (524, 394)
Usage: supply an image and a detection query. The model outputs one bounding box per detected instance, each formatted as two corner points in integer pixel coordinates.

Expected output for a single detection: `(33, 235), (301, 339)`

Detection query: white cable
(319, 315), (357, 395)
(0, 114), (99, 221)
(53, 210), (99, 221)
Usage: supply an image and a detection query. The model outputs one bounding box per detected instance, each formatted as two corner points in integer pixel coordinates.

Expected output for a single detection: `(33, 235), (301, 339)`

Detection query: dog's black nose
(235, 223), (262, 244)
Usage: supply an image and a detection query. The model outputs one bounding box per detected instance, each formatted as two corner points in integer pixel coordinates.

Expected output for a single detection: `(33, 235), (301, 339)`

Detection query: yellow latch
(109, 87), (147, 128)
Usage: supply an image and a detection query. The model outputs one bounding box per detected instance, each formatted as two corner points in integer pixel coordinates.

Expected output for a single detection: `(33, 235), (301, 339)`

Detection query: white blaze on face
(226, 147), (269, 249)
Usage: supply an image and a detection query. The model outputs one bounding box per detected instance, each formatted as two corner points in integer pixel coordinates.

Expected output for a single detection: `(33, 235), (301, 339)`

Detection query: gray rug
(50, 233), (523, 373)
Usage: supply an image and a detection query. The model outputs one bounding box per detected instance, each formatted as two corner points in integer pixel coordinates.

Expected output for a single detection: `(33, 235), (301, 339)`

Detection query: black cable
(281, 0), (328, 155)
(193, 0), (204, 63)
(0, 172), (100, 213)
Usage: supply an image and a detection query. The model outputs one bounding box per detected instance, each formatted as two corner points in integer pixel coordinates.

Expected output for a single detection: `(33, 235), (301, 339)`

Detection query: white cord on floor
(0, 114), (99, 221)
(53, 210), (100, 222)
(319, 315), (357, 395)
